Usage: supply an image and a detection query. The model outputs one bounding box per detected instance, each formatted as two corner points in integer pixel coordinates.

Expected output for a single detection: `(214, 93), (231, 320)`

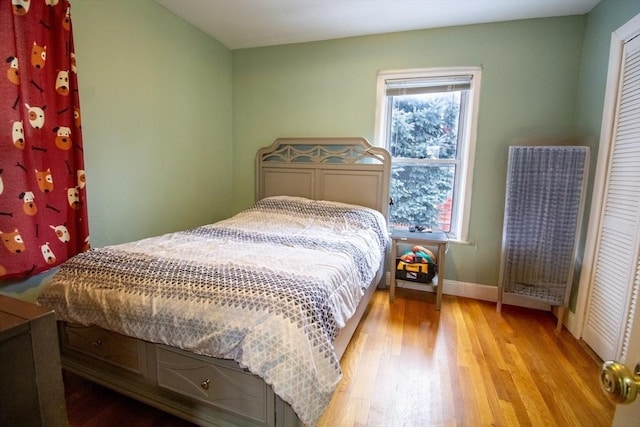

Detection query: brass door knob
(600, 360), (640, 404)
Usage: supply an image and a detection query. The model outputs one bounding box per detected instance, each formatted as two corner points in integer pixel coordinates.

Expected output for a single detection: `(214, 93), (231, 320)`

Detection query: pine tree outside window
(375, 68), (481, 241)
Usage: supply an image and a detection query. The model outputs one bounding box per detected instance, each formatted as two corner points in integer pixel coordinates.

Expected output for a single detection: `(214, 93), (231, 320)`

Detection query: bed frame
(58, 137), (391, 427)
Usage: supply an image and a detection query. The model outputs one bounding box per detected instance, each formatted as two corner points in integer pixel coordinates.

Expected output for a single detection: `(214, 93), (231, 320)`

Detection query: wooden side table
(389, 228), (448, 310)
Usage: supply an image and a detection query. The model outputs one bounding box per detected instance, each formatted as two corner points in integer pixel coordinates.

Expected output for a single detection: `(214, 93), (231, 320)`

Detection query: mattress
(38, 196), (388, 425)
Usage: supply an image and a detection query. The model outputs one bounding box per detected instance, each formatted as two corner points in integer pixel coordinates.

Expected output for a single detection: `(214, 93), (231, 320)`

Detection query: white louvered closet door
(582, 33), (640, 362)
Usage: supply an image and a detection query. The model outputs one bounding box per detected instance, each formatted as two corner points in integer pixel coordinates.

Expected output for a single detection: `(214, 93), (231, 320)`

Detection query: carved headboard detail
(256, 137), (391, 219)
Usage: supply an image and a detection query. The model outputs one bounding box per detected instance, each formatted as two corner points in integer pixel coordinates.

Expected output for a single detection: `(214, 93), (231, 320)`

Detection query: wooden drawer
(62, 324), (146, 375)
(156, 346), (269, 424)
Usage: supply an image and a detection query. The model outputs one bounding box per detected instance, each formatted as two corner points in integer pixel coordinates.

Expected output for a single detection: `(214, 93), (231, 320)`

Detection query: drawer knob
(201, 378), (210, 390)
(92, 338), (103, 348)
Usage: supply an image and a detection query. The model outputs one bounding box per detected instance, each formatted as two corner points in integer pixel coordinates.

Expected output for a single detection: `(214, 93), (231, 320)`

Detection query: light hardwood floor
(64, 289), (615, 426)
(318, 289), (613, 426)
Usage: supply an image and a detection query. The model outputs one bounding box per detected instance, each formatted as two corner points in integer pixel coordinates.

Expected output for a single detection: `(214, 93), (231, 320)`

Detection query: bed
(37, 137), (391, 427)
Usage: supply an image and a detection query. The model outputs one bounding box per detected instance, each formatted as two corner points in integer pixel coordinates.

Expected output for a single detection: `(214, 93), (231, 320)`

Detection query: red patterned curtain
(0, 0), (89, 280)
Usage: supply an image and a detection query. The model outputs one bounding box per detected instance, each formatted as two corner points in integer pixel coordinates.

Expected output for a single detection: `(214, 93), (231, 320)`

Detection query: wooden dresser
(0, 295), (67, 427)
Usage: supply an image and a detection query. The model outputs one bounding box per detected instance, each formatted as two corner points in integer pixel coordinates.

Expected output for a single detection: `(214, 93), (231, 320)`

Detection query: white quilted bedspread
(38, 196), (388, 425)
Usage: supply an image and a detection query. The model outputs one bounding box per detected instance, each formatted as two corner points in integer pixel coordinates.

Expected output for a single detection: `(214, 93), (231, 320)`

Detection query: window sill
(446, 238), (474, 245)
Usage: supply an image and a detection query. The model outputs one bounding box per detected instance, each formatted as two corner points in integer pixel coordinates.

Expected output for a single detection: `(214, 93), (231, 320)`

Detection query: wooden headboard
(256, 137), (391, 219)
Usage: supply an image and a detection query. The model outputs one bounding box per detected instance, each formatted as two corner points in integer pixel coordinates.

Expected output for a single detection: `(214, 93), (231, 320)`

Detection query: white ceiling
(156, 0), (601, 50)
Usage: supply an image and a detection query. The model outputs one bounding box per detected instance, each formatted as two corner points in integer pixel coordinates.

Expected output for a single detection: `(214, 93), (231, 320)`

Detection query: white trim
(458, 70), (481, 242)
(373, 66), (482, 242)
(384, 272), (552, 310)
(574, 13), (640, 340)
(565, 309), (578, 338)
(383, 273), (584, 335)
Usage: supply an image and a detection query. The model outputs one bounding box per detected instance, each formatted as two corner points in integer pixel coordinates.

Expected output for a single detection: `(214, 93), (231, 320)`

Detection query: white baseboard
(385, 272), (550, 310)
(564, 309), (579, 338)
(385, 272), (580, 338)
(383, 272), (579, 337)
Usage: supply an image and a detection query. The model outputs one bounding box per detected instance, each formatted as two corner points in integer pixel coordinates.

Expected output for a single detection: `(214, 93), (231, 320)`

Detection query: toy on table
(396, 245), (438, 283)
(399, 245), (437, 265)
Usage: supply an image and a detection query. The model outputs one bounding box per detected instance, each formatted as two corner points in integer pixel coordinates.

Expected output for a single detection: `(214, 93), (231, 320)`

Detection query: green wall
(4, 0), (638, 305)
(232, 16), (587, 287)
(576, 0), (640, 139)
(1, 0), (233, 298)
(568, 0), (640, 309)
(72, 0), (233, 247)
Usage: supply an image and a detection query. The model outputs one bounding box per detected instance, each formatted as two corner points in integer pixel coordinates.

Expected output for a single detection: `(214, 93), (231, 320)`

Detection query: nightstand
(389, 228), (448, 310)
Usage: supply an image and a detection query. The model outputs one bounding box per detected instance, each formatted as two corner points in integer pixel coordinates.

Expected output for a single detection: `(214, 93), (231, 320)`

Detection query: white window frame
(374, 67), (481, 242)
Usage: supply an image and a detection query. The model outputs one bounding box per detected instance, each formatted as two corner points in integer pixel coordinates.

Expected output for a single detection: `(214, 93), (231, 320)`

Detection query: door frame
(574, 13), (640, 342)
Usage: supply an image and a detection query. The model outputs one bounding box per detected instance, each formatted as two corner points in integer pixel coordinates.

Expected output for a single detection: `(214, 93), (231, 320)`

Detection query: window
(375, 67), (481, 241)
